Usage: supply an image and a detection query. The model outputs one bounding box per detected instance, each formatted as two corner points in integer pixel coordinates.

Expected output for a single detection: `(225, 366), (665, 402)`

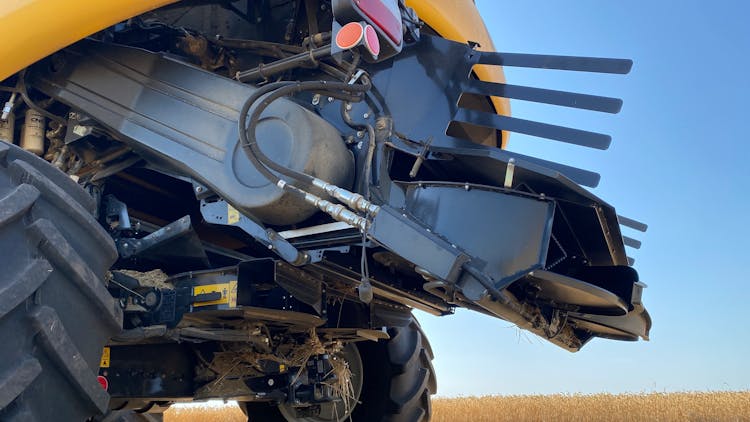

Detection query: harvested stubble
(164, 391), (750, 422)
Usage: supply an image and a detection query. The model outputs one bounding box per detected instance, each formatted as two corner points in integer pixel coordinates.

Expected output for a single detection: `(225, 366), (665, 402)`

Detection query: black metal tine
(478, 51), (633, 74)
(495, 149), (601, 188)
(627, 257), (636, 266)
(465, 80), (623, 114)
(618, 215), (648, 232)
(623, 236), (642, 249)
(453, 108), (612, 150)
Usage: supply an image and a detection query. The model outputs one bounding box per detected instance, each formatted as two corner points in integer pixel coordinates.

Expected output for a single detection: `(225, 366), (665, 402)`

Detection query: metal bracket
(63, 112), (98, 144)
(503, 158), (516, 189)
(103, 194), (132, 231)
(408, 136), (433, 178)
(200, 199), (308, 266)
(304, 245), (351, 264)
(115, 215), (208, 267)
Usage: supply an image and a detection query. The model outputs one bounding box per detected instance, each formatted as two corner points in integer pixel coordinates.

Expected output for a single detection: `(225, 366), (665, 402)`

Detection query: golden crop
(430, 392), (750, 422)
(164, 391), (750, 421)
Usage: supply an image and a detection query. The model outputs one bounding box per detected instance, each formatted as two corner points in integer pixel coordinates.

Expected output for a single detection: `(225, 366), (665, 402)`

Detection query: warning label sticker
(193, 280), (238, 308)
(227, 204), (240, 225)
(100, 347), (110, 368)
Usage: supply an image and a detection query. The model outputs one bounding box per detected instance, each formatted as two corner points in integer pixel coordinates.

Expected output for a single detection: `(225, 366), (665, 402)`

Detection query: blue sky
(416, 1), (750, 396)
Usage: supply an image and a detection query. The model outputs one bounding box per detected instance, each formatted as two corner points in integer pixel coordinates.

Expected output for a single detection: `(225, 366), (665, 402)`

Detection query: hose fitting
(2, 93), (16, 121)
(311, 178), (380, 215)
(277, 180), (369, 230)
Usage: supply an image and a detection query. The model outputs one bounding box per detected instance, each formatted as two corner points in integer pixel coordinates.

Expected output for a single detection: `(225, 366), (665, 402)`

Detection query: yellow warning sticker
(100, 347), (111, 368)
(193, 280), (238, 308)
(227, 204), (240, 225)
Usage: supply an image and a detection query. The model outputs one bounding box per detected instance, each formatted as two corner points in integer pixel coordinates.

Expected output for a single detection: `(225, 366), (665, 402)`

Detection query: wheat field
(165, 391), (750, 421)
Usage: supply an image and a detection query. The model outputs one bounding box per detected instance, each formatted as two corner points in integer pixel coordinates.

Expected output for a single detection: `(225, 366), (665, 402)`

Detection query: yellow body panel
(0, 0), (508, 144)
(0, 0), (177, 82)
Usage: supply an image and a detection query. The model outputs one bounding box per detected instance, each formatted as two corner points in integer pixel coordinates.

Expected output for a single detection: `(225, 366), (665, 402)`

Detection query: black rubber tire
(352, 315), (436, 422)
(241, 313), (436, 422)
(0, 142), (123, 421)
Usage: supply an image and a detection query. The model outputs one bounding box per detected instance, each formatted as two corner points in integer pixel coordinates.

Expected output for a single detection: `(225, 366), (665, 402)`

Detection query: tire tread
(0, 184), (39, 229)
(0, 358), (42, 409)
(0, 142), (120, 421)
(27, 219), (122, 330)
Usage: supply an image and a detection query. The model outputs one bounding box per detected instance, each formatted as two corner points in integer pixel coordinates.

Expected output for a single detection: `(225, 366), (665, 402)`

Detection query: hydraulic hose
(238, 78), (371, 189)
(237, 77), (375, 229)
(17, 69), (66, 125)
(238, 81), (297, 186)
(341, 102), (376, 199)
(236, 45), (332, 82)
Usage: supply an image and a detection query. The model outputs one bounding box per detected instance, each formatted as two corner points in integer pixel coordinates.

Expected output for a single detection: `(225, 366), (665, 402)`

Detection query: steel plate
(525, 270), (628, 316)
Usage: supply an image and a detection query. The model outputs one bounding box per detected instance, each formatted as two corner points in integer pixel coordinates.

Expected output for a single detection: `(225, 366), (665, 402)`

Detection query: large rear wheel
(0, 142), (122, 421)
(241, 313), (436, 422)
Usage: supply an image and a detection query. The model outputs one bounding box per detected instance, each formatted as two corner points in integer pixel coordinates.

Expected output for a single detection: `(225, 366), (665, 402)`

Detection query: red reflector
(335, 22), (365, 50)
(364, 25), (380, 57)
(355, 0), (402, 45)
(97, 375), (109, 391)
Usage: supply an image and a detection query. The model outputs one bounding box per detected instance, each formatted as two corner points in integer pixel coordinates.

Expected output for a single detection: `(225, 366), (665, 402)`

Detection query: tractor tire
(241, 313), (436, 422)
(352, 315), (436, 422)
(0, 142), (123, 421)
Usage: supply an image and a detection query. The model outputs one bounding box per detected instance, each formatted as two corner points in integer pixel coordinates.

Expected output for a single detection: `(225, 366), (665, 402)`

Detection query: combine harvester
(0, 1), (648, 420)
